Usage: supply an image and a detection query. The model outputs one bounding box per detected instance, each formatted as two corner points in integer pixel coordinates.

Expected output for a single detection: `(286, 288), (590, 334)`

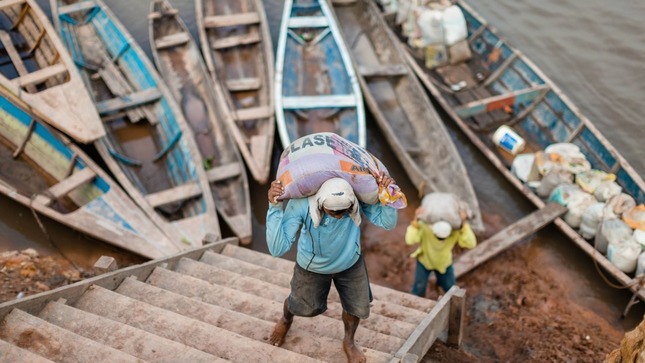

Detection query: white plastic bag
(595, 218), (632, 255)
(419, 192), (469, 229)
(607, 238), (641, 273)
(442, 5), (467, 46)
(593, 181), (622, 202)
(563, 192), (597, 229)
(536, 168), (573, 198)
(605, 193), (636, 217)
(579, 203), (606, 240)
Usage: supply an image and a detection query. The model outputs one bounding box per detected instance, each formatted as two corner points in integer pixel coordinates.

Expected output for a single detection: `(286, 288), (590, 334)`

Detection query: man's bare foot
(269, 317), (292, 346)
(343, 341), (366, 363)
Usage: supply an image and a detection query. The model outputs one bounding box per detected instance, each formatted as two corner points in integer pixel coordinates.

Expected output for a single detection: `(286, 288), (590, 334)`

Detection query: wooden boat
(0, 92), (180, 259)
(329, 0), (483, 233)
(51, 0), (220, 248)
(274, 0), (365, 149)
(149, 0), (252, 244)
(196, 0), (274, 184)
(0, 0), (103, 143)
(382, 1), (645, 302)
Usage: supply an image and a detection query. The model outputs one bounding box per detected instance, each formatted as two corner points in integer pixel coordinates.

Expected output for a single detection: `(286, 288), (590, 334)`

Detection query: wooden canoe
(383, 1), (645, 303)
(274, 0), (365, 149)
(149, 0), (252, 244)
(329, 0), (483, 233)
(0, 92), (180, 259)
(0, 0), (103, 143)
(51, 0), (220, 249)
(196, 0), (274, 184)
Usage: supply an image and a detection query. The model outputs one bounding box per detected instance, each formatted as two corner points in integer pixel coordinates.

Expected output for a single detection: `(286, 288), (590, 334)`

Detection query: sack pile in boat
(379, 0), (472, 68)
(511, 142), (645, 274)
(275, 132), (407, 209)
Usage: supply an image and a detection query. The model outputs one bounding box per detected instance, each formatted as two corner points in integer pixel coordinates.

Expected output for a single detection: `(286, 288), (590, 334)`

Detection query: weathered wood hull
(275, 0), (365, 149)
(0, 0), (103, 143)
(0, 93), (179, 259)
(51, 0), (220, 249)
(196, 0), (275, 184)
(386, 1), (645, 302)
(330, 0), (483, 233)
(149, 0), (252, 244)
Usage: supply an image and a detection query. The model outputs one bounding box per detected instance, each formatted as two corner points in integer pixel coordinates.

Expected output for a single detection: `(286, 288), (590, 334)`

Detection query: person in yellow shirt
(405, 207), (477, 297)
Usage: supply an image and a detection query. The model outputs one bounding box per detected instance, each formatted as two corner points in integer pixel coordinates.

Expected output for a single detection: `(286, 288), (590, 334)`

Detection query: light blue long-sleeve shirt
(266, 198), (398, 274)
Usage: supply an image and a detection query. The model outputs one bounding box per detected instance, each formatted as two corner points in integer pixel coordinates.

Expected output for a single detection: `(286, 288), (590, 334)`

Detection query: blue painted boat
(385, 1), (645, 304)
(149, 0), (252, 244)
(0, 92), (179, 259)
(329, 0), (483, 233)
(50, 0), (220, 249)
(275, 0), (365, 149)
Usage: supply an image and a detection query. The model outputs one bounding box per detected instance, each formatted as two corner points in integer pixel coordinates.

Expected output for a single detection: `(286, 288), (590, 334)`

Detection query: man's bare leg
(342, 310), (366, 363)
(269, 298), (293, 346)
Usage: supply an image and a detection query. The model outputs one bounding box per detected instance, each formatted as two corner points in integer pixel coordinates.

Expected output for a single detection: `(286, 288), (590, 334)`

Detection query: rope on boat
(28, 194), (83, 273)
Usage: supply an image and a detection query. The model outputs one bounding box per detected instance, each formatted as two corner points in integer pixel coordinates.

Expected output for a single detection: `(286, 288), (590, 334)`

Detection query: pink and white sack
(276, 132), (407, 209)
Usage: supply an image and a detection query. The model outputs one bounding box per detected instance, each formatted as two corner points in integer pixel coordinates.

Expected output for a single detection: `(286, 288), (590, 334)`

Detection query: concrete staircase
(0, 237), (466, 363)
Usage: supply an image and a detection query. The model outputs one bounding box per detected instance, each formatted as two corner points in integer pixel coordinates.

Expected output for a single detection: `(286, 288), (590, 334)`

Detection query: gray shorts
(287, 255), (372, 319)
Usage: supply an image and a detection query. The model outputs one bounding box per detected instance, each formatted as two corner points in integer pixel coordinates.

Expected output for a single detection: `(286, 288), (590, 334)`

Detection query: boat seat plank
(211, 32), (261, 50)
(155, 32), (190, 50)
(204, 12), (260, 28)
(96, 88), (161, 115)
(58, 0), (96, 15)
(206, 162), (242, 182)
(35, 167), (97, 206)
(0, 0), (27, 9)
(235, 106), (273, 121)
(12, 63), (68, 88)
(282, 95), (356, 109)
(147, 8), (178, 20)
(454, 84), (550, 119)
(0, 30), (37, 93)
(288, 16), (329, 28)
(226, 77), (261, 92)
(145, 182), (202, 208)
(453, 203), (567, 278)
(359, 63), (408, 78)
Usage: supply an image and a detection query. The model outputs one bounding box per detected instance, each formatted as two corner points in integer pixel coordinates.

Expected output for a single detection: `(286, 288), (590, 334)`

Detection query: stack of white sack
(417, 192), (471, 229)
(392, 0), (470, 68)
(509, 142), (645, 274)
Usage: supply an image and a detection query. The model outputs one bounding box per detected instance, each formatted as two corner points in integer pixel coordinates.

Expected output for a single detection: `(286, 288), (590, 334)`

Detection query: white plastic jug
(492, 125), (526, 155)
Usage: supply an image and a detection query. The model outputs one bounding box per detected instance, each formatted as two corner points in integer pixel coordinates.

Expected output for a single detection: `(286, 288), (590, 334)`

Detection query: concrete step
(140, 269), (404, 353)
(72, 285), (323, 363)
(38, 299), (225, 363)
(0, 309), (143, 362)
(174, 257), (417, 338)
(221, 244), (436, 312)
(0, 338), (55, 362)
(116, 275), (393, 362)
(201, 250), (429, 325)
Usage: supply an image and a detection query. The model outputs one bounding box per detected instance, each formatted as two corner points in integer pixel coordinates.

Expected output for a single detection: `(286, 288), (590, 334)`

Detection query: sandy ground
(0, 238), (631, 362)
(362, 224), (627, 362)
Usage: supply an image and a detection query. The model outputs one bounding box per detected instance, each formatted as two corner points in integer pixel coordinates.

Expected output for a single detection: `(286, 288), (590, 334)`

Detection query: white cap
(316, 178), (355, 211)
(431, 221), (452, 239)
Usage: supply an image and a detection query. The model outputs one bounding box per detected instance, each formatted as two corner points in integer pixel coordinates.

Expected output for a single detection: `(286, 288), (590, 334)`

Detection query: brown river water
(2, 0), (644, 328)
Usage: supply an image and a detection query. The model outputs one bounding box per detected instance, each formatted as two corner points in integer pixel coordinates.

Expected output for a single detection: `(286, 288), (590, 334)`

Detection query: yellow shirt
(405, 222), (477, 273)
